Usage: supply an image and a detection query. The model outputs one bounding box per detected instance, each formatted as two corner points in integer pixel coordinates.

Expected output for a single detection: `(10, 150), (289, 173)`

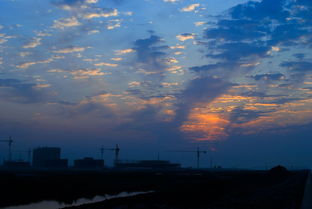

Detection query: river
(3, 191), (153, 209)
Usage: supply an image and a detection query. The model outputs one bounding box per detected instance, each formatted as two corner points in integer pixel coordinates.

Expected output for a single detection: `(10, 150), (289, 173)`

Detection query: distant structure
(115, 160), (181, 170)
(3, 160), (30, 168)
(32, 147), (68, 168)
(100, 144), (120, 166)
(74, 157), (104, 169)
(171, 147), (207, 169)
(0, 137), (13, 161)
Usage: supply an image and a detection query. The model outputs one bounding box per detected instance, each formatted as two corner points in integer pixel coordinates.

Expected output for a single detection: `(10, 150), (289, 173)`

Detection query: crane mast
(171, 147), (207, 169)
(100, 144), (120, 165)
(0, 137), (13, 161)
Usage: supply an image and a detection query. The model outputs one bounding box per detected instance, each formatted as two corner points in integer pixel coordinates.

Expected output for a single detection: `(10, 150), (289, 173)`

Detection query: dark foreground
(0, 168), (308, 209)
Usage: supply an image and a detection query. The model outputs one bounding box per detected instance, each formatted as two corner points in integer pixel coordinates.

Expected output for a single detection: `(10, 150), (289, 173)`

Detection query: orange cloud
(181, 112), (230, 141)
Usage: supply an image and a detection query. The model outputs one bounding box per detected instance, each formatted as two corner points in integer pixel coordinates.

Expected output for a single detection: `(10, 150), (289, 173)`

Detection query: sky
(0, 0), (312, 168)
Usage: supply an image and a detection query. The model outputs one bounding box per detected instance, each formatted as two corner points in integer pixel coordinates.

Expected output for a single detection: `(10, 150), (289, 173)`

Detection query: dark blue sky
(0, 0), (311, 168)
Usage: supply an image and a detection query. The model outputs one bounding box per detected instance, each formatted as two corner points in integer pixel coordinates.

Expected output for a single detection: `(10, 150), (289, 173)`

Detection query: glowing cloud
(181, 112), (230, 141)
(94, 62), (118, 67)
(115, 48), (135, 55)
(53, 47), (87, 54)
(70, 69), (109, 79)
(181, 4), (200, 12)
(176, 33), (195, 41)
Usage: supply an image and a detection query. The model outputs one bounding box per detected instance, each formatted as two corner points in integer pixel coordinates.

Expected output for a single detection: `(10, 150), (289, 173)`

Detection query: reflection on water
(4, 191), (152, 209)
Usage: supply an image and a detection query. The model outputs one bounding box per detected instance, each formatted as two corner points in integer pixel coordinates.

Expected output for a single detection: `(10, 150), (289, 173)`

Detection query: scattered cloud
(115, 48), (135, 55)
(163, 0), (179, 2)
(194, 21), (205, 26)
(70, 68), (110, 79)
(52, 17), (81, 29)
(251, 73), (285, 81)
(16, 58), (53, 69)
(181, 4), (200, 12)
(0, 79), (47, 103)
(35, 83), (51, 88)
(23, 37), (42, 49)
(83, 9), (118, 19)
(176, 33), (195, 41)
(53, 46), (87, 53)
(94, 62), (118, 67)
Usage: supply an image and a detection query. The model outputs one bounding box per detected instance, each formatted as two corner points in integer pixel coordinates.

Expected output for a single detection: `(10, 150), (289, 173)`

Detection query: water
(3, 191), (152, 209)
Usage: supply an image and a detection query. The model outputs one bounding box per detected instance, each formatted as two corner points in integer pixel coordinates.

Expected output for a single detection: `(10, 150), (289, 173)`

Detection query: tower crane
(100, 144), (120, 165)
(0, 137), (13, 161)
(170, 147), (207, 169)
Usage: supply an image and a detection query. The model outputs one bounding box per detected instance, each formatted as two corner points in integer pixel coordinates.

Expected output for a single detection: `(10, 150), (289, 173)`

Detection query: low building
(3, 161), (31, 168)
(115, 160), (181, 170)
(32, 147), (68, 168)
(74, 157), (104, 169)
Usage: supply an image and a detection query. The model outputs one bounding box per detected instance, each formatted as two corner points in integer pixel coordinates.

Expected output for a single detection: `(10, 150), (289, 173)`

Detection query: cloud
(53, 46), (87, 53)
(176, 33), (195, 41)
(16, 58), (53, 69)
(175, 77), (233, 124)
(0, 79), (47, 103)
(111, 57), (122, 61)
(182, 0), (312, 140)
(52, 17), (81, 29)
(194, 21), (205, 26)
(23, 37), (42, 49)
(280, 61), (312, 72)
(170, 45), (185, 49)
(94, 62), (118, 67)
(133, 35), (168, 73)
(197, 0), (312, 72)
(53, 0), (98, 10)
(106, 19), (121, 30)
(48, 69), (65, 73)
(293, 53), (305, 60)
(86, 0), (97, 3)
(115, 48), (135, 55)
(229, 108), (264, 124)
(161, 82), (179, 87)
(128, 81), (141, 87)
(181, 4), (200, 12)
(16, 62), (37, 69)
(70, 68), (110, 79)
(83, 9), (118, 19)
(208, 42), (270, 62)
(189, 62), (234, 72)
(35, 84), (51, 88)
(251, 73), (286, 81)
(175, 77), (233, 140)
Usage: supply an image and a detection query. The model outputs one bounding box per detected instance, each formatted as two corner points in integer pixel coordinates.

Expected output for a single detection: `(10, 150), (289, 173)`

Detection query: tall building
(32, 147), (68, 168)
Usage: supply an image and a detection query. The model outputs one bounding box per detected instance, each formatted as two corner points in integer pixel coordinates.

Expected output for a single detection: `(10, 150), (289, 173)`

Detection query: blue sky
(0, 0), (312, 168)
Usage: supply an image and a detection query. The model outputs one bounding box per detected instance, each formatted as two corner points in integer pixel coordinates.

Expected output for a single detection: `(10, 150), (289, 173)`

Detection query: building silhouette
(32, 147), (68, 168)
(74, 157), (104, 169)
(115, 160), (181, 170)
(3, 160), (30, 168)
